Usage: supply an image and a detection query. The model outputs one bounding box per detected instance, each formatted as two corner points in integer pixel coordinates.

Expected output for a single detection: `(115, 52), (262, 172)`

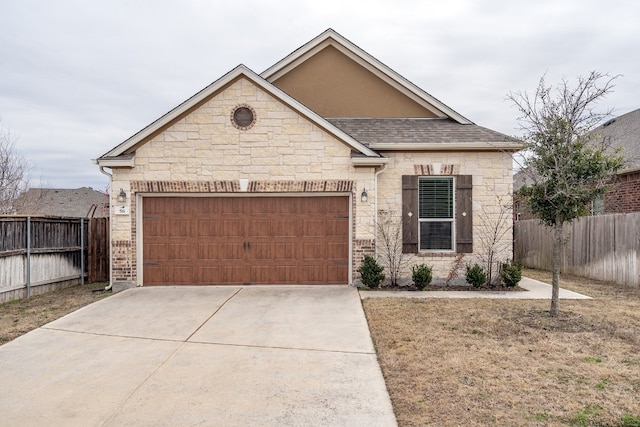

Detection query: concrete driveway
(0, 286), (397, 426)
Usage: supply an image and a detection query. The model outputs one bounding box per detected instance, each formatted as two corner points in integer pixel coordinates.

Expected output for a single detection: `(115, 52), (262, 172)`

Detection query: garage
(142, 196), (350, 285)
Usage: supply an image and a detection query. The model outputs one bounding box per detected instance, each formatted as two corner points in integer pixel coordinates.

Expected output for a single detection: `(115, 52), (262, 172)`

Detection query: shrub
(412, 264), (433, 290)
(465, 263), (487, 288)
(500, 260), (522, 287)
(358, 255), (385, 289)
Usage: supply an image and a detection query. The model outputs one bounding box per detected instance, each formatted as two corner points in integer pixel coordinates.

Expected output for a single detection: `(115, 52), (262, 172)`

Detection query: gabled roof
(96, 64), (381, 164)
(328, 118), (524, 151)
(261, 29), (472, 124)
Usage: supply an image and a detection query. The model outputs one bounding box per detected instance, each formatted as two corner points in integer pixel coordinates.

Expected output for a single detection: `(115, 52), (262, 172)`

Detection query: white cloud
(1, 0), (638, 188)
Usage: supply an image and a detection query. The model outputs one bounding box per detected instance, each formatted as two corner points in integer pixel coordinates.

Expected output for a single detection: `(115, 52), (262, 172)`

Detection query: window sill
(416, 252), (458, 257)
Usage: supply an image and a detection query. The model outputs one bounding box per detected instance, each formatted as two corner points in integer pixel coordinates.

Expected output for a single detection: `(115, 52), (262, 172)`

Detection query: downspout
(98, 165), (113, 291)
(373, 163), (387, 259)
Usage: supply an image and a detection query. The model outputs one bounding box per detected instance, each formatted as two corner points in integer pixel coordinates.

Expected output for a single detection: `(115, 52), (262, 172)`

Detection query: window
(419, 177), (454, 250)
(402, 175), (472, 254)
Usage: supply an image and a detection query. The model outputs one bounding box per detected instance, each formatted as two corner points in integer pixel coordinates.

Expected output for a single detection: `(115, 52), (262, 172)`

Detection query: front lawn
(0, 282), (111, 345)
(363, 269), (640, 426)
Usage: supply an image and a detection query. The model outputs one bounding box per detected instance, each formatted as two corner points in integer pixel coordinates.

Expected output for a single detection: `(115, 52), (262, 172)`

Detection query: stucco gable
(96, 65), (381, 166)
(262, 29), (472, 123)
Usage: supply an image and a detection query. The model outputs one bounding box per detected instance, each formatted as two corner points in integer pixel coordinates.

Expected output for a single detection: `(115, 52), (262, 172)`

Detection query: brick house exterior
(514, 108), (640, 220)
(95, 29), (522, 290)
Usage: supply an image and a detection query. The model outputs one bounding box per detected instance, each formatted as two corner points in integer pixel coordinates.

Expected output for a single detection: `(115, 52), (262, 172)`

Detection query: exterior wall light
(117, 188), (127, 203)
(361, 188), (368, 203)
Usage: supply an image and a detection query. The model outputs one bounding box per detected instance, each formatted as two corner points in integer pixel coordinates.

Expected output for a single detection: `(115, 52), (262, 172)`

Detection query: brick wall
(604, 171), (640, 213)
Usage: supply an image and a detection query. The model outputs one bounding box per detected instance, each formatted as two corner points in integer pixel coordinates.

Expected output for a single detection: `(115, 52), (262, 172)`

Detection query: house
(596, 108), (640, 213)
(12, 187), (109, 218)
(514, 107), (640, 219)
(95, 29), (522, 290)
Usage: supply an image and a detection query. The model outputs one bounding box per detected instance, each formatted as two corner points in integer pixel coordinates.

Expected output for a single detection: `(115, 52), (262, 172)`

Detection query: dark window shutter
(455, 175), (473, 253)
(402, 175), (419, 253)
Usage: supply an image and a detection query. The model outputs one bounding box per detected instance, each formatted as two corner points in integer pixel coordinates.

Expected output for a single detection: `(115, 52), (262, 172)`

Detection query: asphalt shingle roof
(326, 118), (518, 146)
(13, 187), (109, 217)
(591, 108), (640, 170)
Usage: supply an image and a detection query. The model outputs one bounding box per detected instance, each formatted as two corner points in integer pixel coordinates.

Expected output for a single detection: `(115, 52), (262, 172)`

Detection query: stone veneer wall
(108, 77), (379, 287)
(376, 151), (515, 281)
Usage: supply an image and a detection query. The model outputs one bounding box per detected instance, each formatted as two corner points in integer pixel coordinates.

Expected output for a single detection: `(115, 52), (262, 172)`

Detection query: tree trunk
(550, 219), (563, 317)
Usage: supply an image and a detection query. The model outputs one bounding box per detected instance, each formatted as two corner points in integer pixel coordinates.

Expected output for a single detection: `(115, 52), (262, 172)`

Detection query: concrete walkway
(360, 277), (592, 299)
(0, 286), (396, 426)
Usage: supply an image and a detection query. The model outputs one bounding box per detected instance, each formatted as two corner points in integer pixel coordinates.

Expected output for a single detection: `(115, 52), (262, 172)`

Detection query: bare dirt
(0, 282), (111, 345)
(363, 269), (640, 426)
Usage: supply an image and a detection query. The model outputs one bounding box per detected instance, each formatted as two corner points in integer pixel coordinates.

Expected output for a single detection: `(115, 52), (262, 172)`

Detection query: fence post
(80, 218), (85, 285)
(26, 217), (31, 298)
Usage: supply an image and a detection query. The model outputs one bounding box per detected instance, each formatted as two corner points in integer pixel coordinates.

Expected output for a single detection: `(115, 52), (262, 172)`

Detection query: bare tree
(376, 209), (409, 286)
(475, 193), (514, 284)
(0, 120), (30, 214)
(508, 72), (625, 316)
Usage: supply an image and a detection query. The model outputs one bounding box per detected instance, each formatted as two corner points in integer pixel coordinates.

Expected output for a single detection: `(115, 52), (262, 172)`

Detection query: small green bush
(465, 263), (487, 288)
(358, 255), (385, 289)
(412, 264), (433, 290)
(500, 260), (522, 287)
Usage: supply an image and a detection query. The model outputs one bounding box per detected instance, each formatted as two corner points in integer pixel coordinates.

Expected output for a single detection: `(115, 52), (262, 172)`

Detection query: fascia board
(351, 156), (391, 166)
(95, 157), (135, 167)
(369, 142), (527, 152)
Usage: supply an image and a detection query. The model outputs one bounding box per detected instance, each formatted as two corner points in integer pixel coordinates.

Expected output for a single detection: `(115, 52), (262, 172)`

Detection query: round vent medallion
(231, 104), (256, 130)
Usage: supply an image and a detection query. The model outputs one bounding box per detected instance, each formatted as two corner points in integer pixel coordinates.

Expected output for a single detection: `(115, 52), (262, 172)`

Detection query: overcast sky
(1, 0), (638, 190)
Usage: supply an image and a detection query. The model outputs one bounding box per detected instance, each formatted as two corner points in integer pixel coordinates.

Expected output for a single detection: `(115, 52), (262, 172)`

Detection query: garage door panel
(169, 244), (192, 261)
(303, 219), (328, 236)
(251, 265), (297, 284)
(198, 243), (244, 260)
(250, 242), (296, 260)
(166, 267), (194, 284)
(143, 221), (168, 237)
(197, 266), (246, 285)
(197, 219), (245, 237)
(327, 242), (349, 259)
(168, 220), (194, 237)
(143, 196), (349, 285)
(326, 219), (350, 235)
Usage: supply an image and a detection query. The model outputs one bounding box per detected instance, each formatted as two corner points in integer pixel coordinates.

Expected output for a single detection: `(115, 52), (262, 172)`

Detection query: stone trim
(413, 164), (459, 175)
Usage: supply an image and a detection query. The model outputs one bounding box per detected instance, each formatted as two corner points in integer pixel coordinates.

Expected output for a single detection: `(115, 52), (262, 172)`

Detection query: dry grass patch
(363, 269), (640, 426)
(0, 283), (111, 345)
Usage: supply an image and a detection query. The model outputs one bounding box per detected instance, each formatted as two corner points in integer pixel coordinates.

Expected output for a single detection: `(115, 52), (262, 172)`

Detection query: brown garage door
(143, 196), (349, 285)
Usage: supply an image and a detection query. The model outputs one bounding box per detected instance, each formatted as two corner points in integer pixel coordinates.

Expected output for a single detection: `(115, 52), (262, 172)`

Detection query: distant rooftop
(12, 187), (109, 218)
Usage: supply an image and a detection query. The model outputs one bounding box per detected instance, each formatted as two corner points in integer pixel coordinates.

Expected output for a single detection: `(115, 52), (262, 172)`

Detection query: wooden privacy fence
(0, 216), (110, 302)
(514, 212), (640, 287)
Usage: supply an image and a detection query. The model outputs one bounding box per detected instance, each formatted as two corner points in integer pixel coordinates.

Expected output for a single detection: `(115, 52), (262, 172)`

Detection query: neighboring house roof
(12, 187), (109, 218)
(262, 29), (472, 124)
(514, 107), (640, 192)
(327, 118), (522, 151)
(96, 64), (382, 165)
(591, 108), (640, 173)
